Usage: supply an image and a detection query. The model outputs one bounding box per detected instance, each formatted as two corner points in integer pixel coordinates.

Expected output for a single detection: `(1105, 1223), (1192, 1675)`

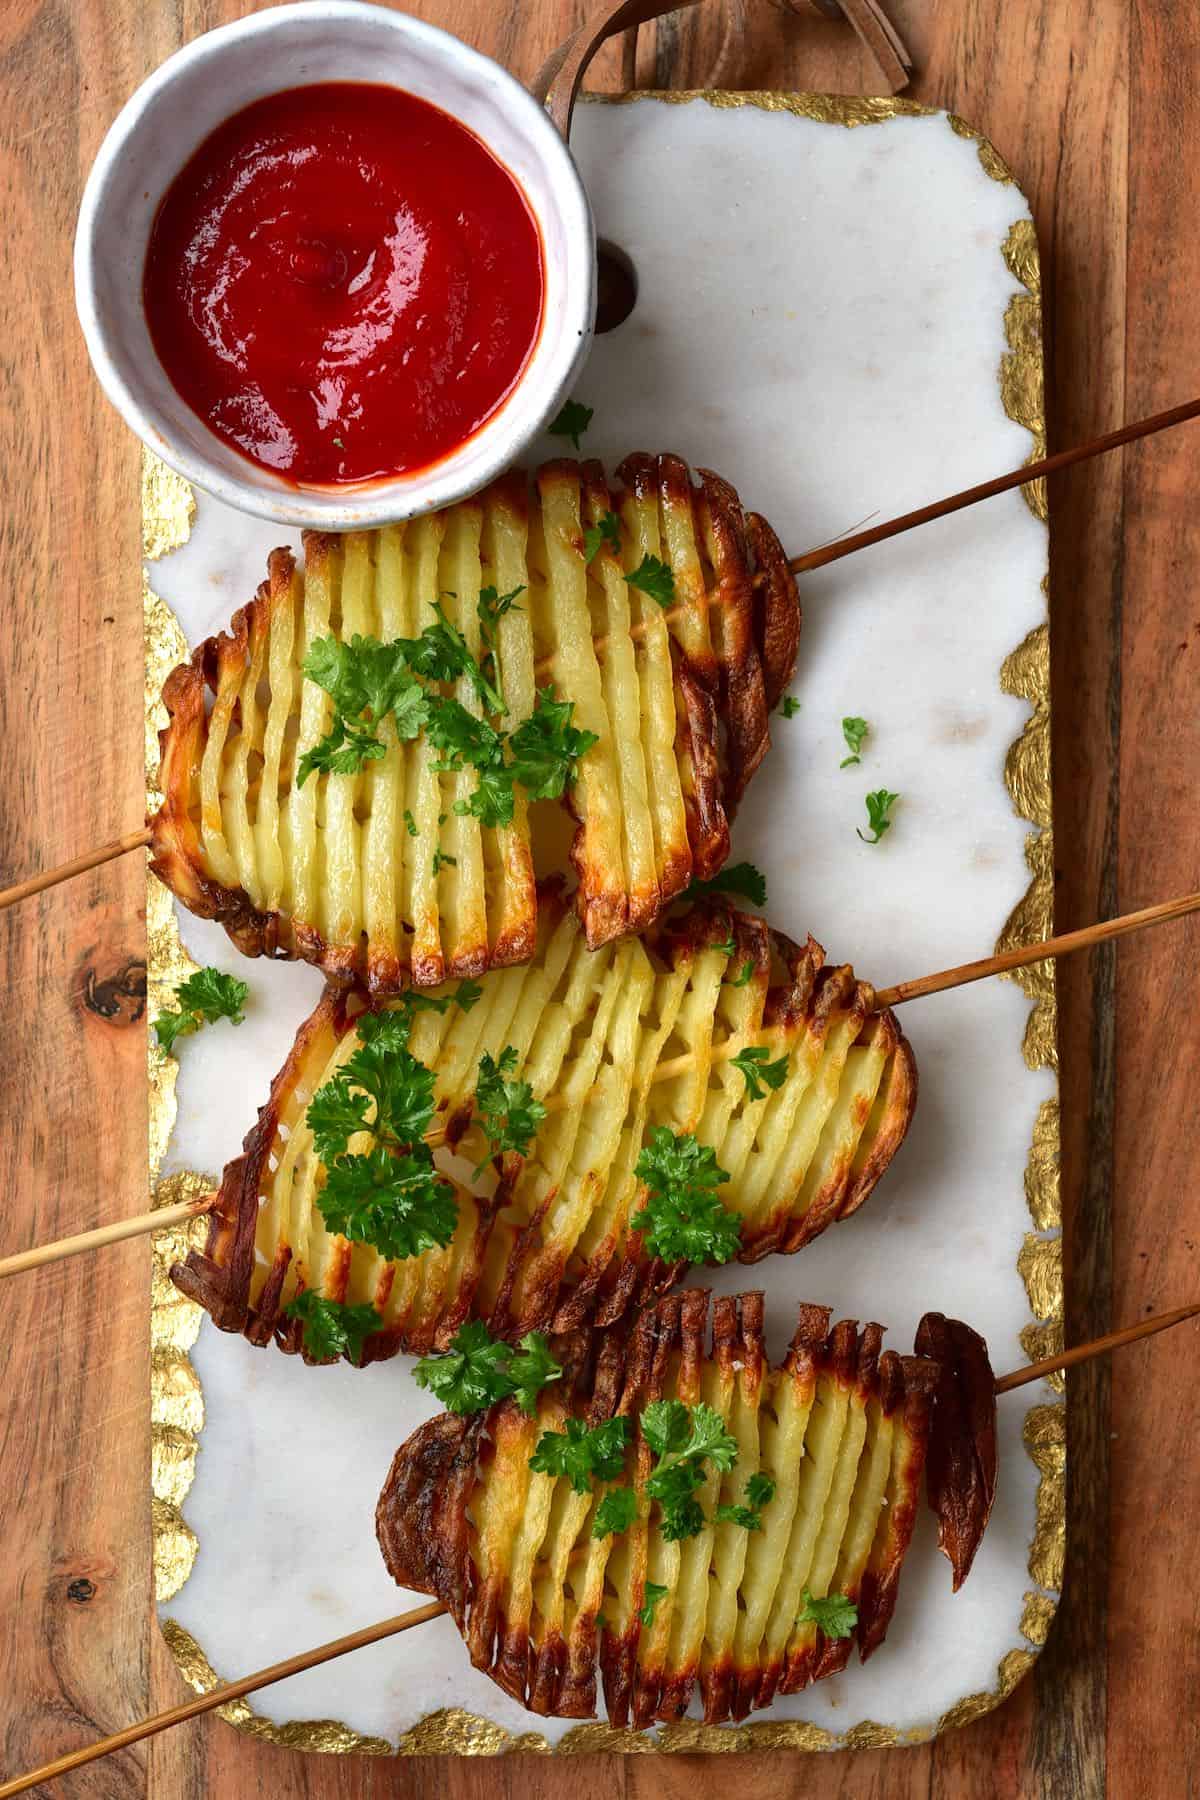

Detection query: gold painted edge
(145, 97), (1060, 1755)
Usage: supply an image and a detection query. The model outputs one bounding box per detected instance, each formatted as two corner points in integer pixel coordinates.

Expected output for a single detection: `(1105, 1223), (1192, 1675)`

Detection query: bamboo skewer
(0, 400), (1197, 919)
(7, 887), (1200, 1279)
(4, 1301), (1197, 1797)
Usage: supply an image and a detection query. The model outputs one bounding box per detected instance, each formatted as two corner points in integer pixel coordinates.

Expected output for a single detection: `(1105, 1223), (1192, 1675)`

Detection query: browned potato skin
(149, 457), (801, 989)
(376, 1291), (980, 1729)
(915, 1312), (999, 1589)
(172, 897), (918, 1360)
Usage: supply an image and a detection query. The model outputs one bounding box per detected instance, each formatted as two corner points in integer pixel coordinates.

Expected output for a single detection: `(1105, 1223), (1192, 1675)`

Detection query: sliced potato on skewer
(151, 456), (800, 991)
(376, 1289), (993, 1725)
(173, 892), (916, 1356)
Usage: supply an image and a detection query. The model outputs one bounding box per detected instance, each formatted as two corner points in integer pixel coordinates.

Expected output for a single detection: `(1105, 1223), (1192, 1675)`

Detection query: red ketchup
(143, 83), (545, 486)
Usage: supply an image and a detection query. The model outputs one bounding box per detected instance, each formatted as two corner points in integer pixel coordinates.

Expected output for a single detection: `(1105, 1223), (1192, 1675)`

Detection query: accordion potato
(151, 455), (800, 991)
(173, 892), (917, 1358)
(376, 1290), (997, 1726)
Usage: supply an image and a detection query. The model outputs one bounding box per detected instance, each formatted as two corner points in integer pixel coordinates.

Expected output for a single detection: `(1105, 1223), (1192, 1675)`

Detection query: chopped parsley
(530, 1415), (630, 1495)
(711, 935), (737, 958)
(583, 510), (622, 564)
(403, 809), (418, 838)
(778, 695), (801, 719)
(548, 397), (593, 451)
(631, 1126), (741, 1265)
(683, 861), (768, 910)
(715, 1472), (775, 1531)
(731, 959), (756, 988)
(283, 1291), (380, 1365)
(412, 1321), (562, 1416)
(473, 1046), (546, 1172)
(639, 1581), (669, 1628)
(730, 1045), (790, 1101)
(643, 1400), (739, 1541)
(797, 1588), (858, 1640)
(840, 716), (869, 767)
(307, 999), (460, 1262)
(626, 554), (675, 608)
(591, 1484), (638, 1539)
(154, 967), (248, 1055)
(857, 788), (900, 845)
(430, 847), (456, 875)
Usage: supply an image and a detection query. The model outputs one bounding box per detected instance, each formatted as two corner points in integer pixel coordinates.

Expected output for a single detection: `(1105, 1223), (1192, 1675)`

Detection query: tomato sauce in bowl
(143, 82), (545, 487)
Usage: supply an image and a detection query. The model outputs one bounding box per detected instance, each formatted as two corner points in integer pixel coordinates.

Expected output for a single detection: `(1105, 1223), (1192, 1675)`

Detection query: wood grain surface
(1, 2), (1196, 1795)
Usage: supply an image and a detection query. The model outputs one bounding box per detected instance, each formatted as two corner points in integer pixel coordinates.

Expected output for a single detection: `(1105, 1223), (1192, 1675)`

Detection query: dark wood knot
(82, 958), (147, 1025)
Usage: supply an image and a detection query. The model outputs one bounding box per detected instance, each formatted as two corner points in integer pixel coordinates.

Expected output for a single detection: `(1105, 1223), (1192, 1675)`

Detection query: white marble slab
(149, 94), (1056, 1749)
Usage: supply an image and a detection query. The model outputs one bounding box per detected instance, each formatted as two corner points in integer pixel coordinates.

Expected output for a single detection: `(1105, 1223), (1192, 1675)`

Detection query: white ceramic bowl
(74, 1), (596, 529)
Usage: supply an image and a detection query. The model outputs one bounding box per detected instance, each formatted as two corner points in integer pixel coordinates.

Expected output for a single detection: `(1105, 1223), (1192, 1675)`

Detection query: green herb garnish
(473, 1046), (546, 1172)
(591, 1484), (638, 1539)
(731, 959), (755, 988)
(730, 1045), (789, 1101)
(778, 695), (801, 718)
(715, 1471), (775, 1531)
(548, 397), (594, 451)
(639, 1581), (669, 1628)
(530, 1415), (630, 1495)
(631, 1126), (741, 1265)
(857, 788), (900, 845)
(643, 1400), (738, 1541)
(283, 1291), (380, 1364)
(154, 967), (249, 1054)
(797, 1588), (858, 1640)
(413, 1321), (562, 1416)
(583, 510), (621, 564)
(840, 716), (869, 767)
(626, 554), (675, 608)
(683, 862), (768, 909)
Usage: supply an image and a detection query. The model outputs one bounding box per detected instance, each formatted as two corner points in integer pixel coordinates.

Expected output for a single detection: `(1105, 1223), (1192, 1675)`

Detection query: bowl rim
(74, 0), (596, 530)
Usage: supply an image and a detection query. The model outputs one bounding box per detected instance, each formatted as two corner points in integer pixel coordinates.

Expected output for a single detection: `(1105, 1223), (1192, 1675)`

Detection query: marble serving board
(144, 92), (1059, 1755)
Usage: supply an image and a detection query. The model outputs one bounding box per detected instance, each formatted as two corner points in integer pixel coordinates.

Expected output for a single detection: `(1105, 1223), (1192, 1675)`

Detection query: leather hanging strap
(788, 0), (913, 93)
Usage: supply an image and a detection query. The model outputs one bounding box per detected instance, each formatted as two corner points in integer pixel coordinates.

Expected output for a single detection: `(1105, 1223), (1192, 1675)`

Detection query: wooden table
(1, 3), (1194, 1795)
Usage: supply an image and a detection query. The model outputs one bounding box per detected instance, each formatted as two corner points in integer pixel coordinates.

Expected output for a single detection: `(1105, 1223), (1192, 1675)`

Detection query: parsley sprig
(284, 1291), (381, 1365)
(626, 554), (675, 608)
(413, 1320), (562, 1416)
(797, 1588), (858, 1640)
(584, 510), (621, 564)
(840, 716), (869, 767)
(473, 1047), (546, 1173)
(643, 1400), (739, 1541)
(857, 788), (900, 845)
(715, 1471), (776, 1531)
(632, 1127), (742, 1265)
(683, 861), (768, 909)
(548, 397), (593, 450)
(639, 1581), (669, 1628)
(591, 1485), (638, 1539)
(730, 1044), (790, 1101)
(307, 990), (477, 1263)
(154, 967), (248, 1054)
(778, 695), (801, 719)
(530, 1415), (630, 1494)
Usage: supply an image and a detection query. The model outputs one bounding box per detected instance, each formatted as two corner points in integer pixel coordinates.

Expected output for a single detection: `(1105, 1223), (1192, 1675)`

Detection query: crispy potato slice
(172, 892), (917, 1358)
(151, 457), (800, 989)
(376, 1290), (954, 1725)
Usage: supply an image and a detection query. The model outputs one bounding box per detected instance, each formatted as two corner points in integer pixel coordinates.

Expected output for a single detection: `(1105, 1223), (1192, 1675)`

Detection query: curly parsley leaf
(639, 1581), (669, 1628)
(643, 1400), (738, 1541)
(840, 715), (869, 767)
(798, 1588), (858, 1640)
(857, 788), (900, 845)
(413, 1321), (562, 1417)
(778, 695), (801, 719)
(731, 959), (756, 989)
(746, 1472), (776, 1508)
(583, 510), (621, 564)
(297, 715), (389, 787)
(318, 1147), (459, 1261)
(548, 397), (593, 451)
(530, 1414), (630, 1495)
(714, 1503), (763, 1530)
(154, 967), (249, 1054)
(626, 553), (675, 608)
(591, 1484), (638, 1539)
(508, 687), (598, 799)
(632, 1126), (741, 1265)
(478, 583), (524, 635)
(284, 1291), (381, 1365)
(473, 1046), (546, 1172)
(683, 861), (768, 910)
(730, 1045), (790, 1102)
